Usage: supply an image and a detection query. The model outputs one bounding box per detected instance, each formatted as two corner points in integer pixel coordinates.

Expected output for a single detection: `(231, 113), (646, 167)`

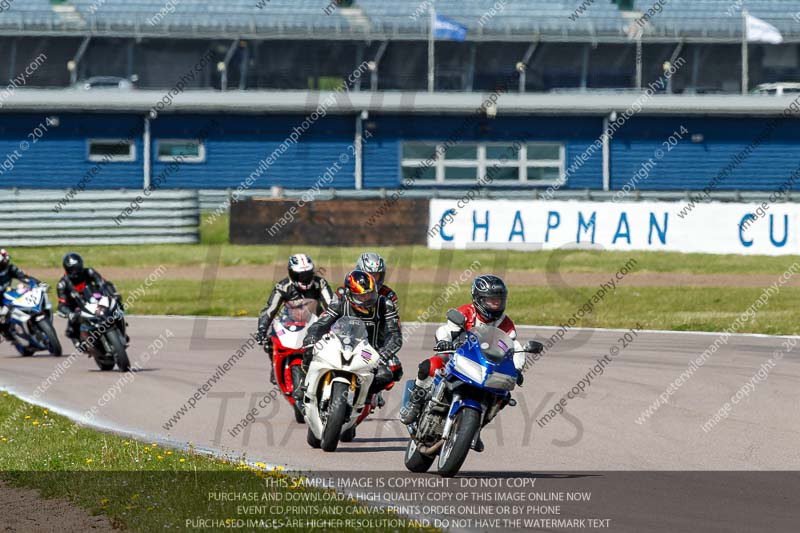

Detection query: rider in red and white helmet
(0, 249), (42, 342)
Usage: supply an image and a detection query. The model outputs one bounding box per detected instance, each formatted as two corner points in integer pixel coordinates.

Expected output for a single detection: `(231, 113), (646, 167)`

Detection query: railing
(0, 189), (200, 246)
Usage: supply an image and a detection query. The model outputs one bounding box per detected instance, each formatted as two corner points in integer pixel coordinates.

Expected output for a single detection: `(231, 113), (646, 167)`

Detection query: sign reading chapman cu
(427, 199), (800, 255)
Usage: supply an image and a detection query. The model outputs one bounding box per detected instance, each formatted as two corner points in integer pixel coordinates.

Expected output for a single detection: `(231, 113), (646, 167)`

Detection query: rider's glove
(255, 330), (266, 345)
(433, 339), (454, 354)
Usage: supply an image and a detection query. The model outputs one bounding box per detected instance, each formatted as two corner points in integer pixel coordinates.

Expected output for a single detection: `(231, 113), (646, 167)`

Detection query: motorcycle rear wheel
(36, 320), (62, 357)
(94, 356), (115, 371)
(404, 438), (435, 473)
(306, 427), (321, 448)
(340, 425), (356, 442)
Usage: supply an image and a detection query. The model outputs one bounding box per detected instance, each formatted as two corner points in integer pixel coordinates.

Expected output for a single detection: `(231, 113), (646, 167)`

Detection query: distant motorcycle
(1, 281), (61, 357)
(302, 317), (381, 452)
(402, 309), (542, 477)
(271, 298), (318, 423)
(79, 289), (129, 371)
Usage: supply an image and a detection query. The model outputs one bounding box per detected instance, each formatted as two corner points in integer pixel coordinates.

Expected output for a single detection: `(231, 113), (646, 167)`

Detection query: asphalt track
(2, 316), (799, 532)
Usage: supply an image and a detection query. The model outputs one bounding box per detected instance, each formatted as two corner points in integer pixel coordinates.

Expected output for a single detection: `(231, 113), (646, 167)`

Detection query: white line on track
(130, 315), (800, 340)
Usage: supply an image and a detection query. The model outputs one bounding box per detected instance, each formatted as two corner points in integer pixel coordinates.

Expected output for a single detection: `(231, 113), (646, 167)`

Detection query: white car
(76, 76), (137, 91)
(752, 82), (800, 96)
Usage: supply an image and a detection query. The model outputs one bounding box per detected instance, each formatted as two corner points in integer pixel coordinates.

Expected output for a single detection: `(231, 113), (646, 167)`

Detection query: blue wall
(1, 111), (799, 192)
(610, 117), (800, 191)
(0, 114), (143, 188)
(150, 114), (355, 189)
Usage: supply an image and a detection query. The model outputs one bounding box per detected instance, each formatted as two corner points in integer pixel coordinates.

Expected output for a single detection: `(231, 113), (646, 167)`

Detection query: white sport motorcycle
(79, 291), (130, 372)
(302, 317), (381, 452)
(270, 298), (318, 423)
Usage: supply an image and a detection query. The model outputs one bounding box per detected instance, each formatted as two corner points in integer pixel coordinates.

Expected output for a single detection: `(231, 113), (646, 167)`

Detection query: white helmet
(288, 253), (315, 290)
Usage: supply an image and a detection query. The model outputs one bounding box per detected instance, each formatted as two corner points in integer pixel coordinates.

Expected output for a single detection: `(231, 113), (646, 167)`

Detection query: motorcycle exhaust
(418, 439), (445, 455)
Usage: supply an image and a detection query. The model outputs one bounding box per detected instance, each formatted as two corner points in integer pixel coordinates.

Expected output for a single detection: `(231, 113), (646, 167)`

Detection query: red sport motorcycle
(271, 298), (318, 423)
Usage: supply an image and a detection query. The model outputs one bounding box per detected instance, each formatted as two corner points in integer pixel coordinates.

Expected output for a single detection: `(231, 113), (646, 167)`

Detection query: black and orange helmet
(344, 270), (378, 314)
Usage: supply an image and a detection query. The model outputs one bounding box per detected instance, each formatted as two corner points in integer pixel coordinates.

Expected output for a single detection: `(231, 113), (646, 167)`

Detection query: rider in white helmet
(255, 253), (334, 384)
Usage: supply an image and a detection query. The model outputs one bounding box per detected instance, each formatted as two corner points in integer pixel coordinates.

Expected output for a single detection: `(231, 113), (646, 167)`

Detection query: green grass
(0, 392), (426, 532)
(10, 209), (800, 335)
(8, 211), (800, 274)
(13, 244), (800, 275)
(117, 279), (800, 336)
(201, 211), (230, 245)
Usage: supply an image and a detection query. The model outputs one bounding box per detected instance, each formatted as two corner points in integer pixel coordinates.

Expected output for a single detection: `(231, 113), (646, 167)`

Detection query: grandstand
(0, 1), (798, 91)
(0, 0), (799, 199)
(1, 1), (798, 40)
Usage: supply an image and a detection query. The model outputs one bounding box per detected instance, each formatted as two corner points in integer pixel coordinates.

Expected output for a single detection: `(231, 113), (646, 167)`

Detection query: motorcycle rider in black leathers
(56, 252), (124, 352)
(298, 270), (403, 406)
(0, 249), (43, 342)
(256, 253), (334, 384)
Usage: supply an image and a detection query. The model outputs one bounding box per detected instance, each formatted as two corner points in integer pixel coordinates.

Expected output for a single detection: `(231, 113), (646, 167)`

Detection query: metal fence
(197, 187), (799, 212)
(0, 190), (200, 246)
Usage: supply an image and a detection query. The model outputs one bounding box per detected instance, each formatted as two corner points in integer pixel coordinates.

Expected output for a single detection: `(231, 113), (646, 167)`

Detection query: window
(401, 141), (564, 185)
(87, 139), (136, 162)
(156, 139), (206, 163)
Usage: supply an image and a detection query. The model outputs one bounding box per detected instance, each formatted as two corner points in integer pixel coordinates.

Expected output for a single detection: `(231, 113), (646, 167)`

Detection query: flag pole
(741, 9), (748, 95)
(428, 1), (435, 92)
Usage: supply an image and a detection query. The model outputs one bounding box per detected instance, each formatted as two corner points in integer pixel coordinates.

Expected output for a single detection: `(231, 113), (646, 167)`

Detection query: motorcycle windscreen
(330, 316), (369, 347)
(279, 297), (317, 328)
(470, 324), (515, 360)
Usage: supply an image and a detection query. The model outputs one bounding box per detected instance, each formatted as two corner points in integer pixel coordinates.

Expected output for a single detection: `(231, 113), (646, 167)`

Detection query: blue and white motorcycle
(402, 309), (542, 477)
(1, 281), (62, 357)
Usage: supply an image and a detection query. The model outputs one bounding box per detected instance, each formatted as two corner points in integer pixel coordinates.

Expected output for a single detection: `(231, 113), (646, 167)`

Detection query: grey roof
(2, 89), (799, 116)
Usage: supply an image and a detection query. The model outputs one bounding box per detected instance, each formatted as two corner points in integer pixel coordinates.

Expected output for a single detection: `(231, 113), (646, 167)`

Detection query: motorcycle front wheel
(290, 365), (305, 424)
(320, 381), (349, 452)
(437, 408), (481, 477)
(107, 329), (130, 372)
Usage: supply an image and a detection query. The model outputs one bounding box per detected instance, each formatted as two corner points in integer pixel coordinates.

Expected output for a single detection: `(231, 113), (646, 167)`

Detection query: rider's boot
(292, 367), (307, 409)
(0, 307), (11, 341)
(400, 378), (430, 425)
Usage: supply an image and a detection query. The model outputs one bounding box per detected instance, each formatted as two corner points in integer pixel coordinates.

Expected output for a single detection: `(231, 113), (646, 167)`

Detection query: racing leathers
(256, 276), (334, 374)
(301, 293), (403, 400)
(429, 302), (525, 375)
(56, 268), (122, 347)
(0, 264), (40, 340)
(399, 303), (525, 428)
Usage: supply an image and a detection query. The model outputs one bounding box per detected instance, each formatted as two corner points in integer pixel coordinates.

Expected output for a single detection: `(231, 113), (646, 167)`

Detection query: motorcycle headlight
(452, 353), (485, 383)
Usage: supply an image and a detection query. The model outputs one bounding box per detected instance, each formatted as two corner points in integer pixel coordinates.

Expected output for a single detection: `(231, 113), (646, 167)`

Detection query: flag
(433, 14), (467, 41)
(746, 13), (783, 44)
